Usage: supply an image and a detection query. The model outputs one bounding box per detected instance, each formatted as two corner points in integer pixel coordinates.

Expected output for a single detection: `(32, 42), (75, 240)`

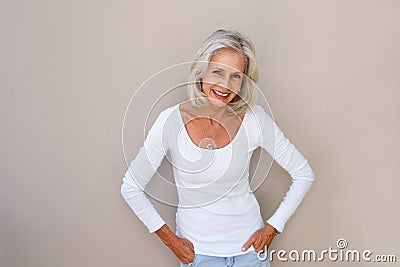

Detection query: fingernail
(241, 247), (245, 251)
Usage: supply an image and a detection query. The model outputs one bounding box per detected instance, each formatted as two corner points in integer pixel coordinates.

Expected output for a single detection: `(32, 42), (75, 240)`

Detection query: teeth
(213, 89), (229, 97)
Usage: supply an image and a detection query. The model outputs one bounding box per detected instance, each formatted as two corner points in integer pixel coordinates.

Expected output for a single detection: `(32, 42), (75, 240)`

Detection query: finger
(242, 235), (256, 251)
(255, 243), (267, 253)
(189, 241), (194, 251)
(184, 252), (195, 264)
(181, 253), (191, 262)
(189, 252), (195, 262)
(183, 239), (195, 252)
(253, 235), (261, 247)
(186, 242), (194, 253)
(253, 242), (263, 253)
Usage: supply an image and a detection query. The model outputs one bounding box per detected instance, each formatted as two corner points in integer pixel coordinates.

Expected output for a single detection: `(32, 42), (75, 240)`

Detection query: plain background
(1, 0), (399, 266)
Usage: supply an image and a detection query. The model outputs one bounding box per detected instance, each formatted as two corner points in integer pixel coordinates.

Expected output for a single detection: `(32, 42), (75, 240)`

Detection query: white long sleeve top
(121, 103), (315, 257)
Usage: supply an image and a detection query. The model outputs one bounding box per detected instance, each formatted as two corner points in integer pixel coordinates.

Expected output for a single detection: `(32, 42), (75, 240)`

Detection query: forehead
(208, 48), (246, 73)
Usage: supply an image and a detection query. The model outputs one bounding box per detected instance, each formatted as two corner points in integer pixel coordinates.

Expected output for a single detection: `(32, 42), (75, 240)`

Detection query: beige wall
(1, 0), (399, 266)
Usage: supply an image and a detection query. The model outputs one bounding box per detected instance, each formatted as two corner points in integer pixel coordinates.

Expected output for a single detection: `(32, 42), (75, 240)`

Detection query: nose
(216, 75), (231, 91)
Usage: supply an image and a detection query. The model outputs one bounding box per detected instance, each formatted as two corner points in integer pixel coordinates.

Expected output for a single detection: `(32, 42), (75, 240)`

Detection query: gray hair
(187, 29), (259, 113)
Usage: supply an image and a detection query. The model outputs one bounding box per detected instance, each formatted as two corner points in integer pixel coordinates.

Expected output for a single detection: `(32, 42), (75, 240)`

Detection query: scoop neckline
(176, 103), (248, 151)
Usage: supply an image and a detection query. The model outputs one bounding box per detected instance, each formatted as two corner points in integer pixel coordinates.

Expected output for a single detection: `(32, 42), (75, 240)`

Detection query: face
(201, 48), (246, 106)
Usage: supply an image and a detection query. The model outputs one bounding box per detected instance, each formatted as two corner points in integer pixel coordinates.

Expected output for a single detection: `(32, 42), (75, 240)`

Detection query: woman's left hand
(242, 224), (278, 253)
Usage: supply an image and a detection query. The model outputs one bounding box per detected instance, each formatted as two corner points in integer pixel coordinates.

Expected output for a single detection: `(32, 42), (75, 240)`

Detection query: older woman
(121, 29), (315, 267)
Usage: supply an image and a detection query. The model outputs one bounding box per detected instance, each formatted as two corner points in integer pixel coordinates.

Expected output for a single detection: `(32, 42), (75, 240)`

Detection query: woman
(121, 29), (315, 266)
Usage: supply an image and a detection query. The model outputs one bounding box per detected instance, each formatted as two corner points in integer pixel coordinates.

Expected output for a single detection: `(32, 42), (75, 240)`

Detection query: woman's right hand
(167, 235), (195, 265)
(155, 224), (195, 265)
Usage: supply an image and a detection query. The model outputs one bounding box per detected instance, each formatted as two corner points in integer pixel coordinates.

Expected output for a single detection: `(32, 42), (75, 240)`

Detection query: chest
(183, 114), (245, 150)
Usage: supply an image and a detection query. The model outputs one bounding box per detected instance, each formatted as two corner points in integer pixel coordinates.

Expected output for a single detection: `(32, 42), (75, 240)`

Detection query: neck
(199, 104), (235, 122)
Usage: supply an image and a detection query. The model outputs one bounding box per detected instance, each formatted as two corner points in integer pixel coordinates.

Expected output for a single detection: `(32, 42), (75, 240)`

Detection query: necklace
(197, 106), (222, 150)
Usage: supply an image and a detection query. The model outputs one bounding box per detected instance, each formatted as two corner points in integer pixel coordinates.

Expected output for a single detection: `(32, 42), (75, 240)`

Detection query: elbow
(291, 161), (316, 183)
(308, 164), (316, 182)
(120, 181), (129, 201)
(305, 167), (316, 183)
(304, 159), (316, 183)
(306, 164), (316, 182)
(120, 177), (144, 200)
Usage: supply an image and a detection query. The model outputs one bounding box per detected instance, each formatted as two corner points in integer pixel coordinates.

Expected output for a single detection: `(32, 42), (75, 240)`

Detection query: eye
(231, 73), (242, 79)
(212, 70), (222, 75)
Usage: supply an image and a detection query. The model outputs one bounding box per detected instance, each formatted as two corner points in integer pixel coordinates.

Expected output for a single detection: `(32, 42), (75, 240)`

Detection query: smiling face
(201, 48), (246, 107)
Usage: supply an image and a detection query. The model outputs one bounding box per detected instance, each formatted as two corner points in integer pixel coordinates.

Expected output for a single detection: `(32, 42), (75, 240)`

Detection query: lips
(212, 89), (230, 99)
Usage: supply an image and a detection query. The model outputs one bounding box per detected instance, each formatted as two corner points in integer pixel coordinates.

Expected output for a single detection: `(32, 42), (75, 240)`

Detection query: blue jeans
(180, 251), (270, 267)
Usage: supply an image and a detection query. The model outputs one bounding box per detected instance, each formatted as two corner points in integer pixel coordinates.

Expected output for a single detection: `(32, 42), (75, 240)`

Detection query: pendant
(199, 138), (216, 150)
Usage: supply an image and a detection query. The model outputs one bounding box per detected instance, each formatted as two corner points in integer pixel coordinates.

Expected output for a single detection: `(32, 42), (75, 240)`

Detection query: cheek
(201, 74), (217, 87)
(228, 92), (238, 101)
(230, 80), (243, 93)
(201, 81), (212, 93)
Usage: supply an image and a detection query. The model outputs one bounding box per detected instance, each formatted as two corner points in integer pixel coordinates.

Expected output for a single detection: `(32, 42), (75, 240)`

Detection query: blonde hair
(187, 29), (259, 113)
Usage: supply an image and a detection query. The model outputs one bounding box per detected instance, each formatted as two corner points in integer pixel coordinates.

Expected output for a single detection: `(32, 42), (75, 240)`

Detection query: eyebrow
(211, 67), (243, 74)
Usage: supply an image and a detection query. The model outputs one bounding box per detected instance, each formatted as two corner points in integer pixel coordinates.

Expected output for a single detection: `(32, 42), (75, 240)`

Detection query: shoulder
(244, 105), (278, 148)
(159, 103), (179, 117)
(154, 104), (180, 123)
(246, 104), (274, 125)
(146, 104), (180, 134)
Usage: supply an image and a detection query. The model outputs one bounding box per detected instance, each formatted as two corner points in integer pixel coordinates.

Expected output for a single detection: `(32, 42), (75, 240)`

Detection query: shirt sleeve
(120, 108), (172, 233)
(254, 105), (315, 234)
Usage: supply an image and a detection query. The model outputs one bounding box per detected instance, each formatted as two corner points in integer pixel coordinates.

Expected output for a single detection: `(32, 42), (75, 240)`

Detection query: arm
(120, 107), (196, 264)
(257, 105), (315, 234)
(120, 109), (171, 233)
(243, 106), (315, 253)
